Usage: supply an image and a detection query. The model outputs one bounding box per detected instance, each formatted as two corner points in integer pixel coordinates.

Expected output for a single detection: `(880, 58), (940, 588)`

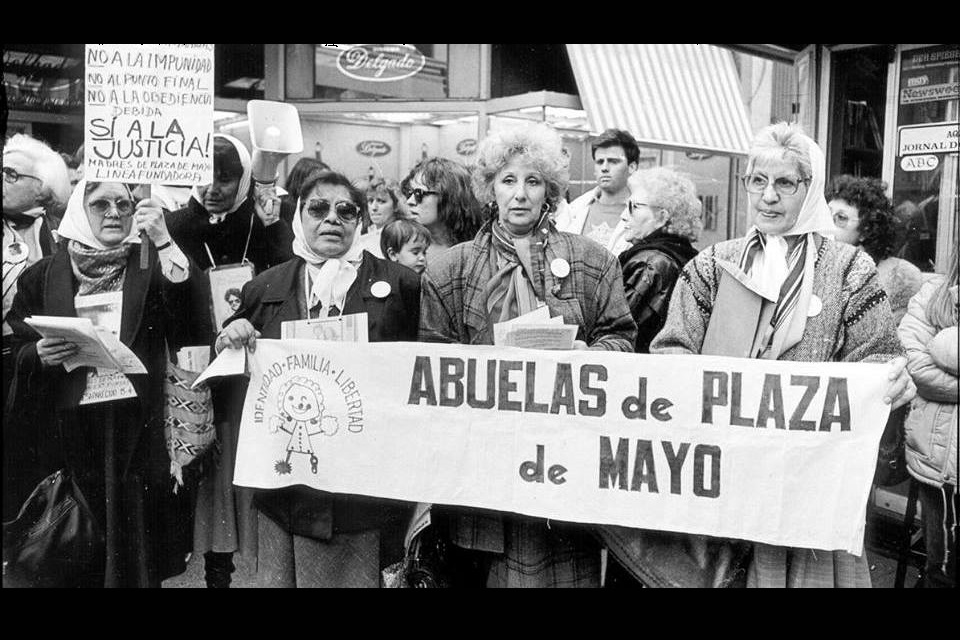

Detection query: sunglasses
(304, 199), (362, 223)
(88, 198), (135, 218)
(406, 188), (440, 205)
(2, 166), (42, 184)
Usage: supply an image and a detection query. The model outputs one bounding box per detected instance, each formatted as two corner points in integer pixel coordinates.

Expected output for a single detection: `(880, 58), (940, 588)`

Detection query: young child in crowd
(381, 219), (432, 275)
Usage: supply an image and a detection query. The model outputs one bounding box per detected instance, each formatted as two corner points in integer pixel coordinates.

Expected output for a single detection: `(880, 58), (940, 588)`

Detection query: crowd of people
(2, 120), (956, 589)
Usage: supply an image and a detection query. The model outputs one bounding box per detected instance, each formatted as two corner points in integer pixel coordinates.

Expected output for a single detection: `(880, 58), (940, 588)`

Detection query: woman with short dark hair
(215, 170), (421, 588)
(827, 175), (923, 324)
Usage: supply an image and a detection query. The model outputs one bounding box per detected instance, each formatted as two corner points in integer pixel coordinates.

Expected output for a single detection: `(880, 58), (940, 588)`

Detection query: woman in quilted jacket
(898, 244), (958, 588)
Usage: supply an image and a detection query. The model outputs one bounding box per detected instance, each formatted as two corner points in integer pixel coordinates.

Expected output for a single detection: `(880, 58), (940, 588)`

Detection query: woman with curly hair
(827, 175), (923, 324)
(619, 168), (702, 354)
(402, 157), (484, 255)
(419, 122), (636, 588)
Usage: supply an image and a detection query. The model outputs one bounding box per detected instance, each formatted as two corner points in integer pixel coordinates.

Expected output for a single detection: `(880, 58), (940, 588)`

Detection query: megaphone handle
(139, 184), (151, 270)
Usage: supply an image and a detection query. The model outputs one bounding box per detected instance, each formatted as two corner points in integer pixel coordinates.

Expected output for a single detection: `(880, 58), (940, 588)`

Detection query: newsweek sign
(898, 123), (959, 156)
(337, 44), (426, 83)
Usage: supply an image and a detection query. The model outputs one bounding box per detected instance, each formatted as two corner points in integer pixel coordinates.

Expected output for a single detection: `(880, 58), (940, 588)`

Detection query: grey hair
(746, 122), (814, 182)
(3, 134), (73, 207)
(472, 123), (570, 213)
(629, 167), (703, 242)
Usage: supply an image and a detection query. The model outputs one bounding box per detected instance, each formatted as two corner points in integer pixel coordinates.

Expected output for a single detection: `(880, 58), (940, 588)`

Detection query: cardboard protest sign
(232, 341), (892, 555)
(84, 44), (215, 186)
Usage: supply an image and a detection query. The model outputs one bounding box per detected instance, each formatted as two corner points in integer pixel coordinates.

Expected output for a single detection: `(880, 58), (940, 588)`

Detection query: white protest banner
(233, 341), (892, 555)
(84, 44), (215, 186)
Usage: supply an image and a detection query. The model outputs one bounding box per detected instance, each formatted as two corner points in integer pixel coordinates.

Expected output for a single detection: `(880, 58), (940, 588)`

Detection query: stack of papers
(493, 307), (579, 351)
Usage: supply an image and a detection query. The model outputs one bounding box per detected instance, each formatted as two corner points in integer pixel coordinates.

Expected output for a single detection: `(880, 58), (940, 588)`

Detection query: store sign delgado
(337, 44), (426, 83)
(356, 141), (392, 158)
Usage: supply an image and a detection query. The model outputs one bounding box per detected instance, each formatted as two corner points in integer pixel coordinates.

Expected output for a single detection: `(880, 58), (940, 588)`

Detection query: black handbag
(874, 405), (910, 488)
(3, 469), (105, 588)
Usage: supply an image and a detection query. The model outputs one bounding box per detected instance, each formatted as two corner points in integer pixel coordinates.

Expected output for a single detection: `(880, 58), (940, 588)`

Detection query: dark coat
(235, 253), (421, 344)
(619, 230), (698, 354)
(228, 253), (420, 555)
(5, 249), (197, 587)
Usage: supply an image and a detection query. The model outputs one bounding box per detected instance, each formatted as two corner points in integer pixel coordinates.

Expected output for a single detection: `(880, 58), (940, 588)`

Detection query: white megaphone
(248, 100), (304, 183)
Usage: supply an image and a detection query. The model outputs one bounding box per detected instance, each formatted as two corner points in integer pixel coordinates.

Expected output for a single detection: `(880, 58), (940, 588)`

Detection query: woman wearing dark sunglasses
(215, 171), (420, 588)
(5, 180), (198, 587)
(402, 157), (484, 256)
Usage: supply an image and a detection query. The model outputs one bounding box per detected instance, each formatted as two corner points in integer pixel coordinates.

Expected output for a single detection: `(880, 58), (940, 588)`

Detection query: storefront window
(3, 45), (84, 115)
(892, 44), (959, 272)
(310, 44), (451, 100)
(282, 111), (480, 185)
(828, 46), (889, 179)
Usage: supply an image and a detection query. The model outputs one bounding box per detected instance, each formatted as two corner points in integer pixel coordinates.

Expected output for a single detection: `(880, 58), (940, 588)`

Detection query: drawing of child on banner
(270, 377), (339, 475)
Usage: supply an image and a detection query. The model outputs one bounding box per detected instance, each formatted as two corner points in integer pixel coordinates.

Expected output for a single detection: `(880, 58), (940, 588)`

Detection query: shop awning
(567, 44), (754, 156)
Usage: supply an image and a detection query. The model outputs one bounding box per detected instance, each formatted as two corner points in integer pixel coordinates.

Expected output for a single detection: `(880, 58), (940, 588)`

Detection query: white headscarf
(744, 133), (835, 300)
(292, 198), (364, 314)
(57, 179), (140, 251)
(189, 134), (253, 220)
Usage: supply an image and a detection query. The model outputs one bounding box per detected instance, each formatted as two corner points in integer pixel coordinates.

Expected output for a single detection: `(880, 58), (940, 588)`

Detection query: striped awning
(567, 44), (754, 156)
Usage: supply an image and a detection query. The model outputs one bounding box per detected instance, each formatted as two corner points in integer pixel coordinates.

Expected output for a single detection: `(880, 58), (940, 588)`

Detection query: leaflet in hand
(281, 313), (369, 343)
(25, 316), (146, 374)
(192, 346), (247, 389)
(493, 307), (577, 351)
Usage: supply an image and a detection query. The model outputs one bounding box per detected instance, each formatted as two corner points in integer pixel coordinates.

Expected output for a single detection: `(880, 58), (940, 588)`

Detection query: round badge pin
(550, 258), (571, 279)
(371, 281), (392, 299)
(3, 242), (29, 265)
(808, 295), (823, 318)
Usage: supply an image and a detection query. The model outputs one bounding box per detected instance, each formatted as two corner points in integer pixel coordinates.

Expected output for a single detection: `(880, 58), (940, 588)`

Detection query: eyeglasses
(2, 167), (42, 184)
(304, 199), (362, 223)
(405, 188), (440, 205)
(742, 174), (810, 197)
(88, 198), (135, 218)
(833, 212), (860, 229)
(628, 201), (657, 215)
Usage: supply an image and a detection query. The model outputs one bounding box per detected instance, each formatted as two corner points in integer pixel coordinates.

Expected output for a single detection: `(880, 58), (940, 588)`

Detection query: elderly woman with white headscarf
(648, 122), (916, 588)
(5, 180), (196, 587)
(216, 170), (420, 588)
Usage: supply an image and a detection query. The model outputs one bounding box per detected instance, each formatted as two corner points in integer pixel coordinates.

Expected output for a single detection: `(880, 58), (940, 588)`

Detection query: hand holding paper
(26, 316), (145, 374)
(193, 347), (248, 389)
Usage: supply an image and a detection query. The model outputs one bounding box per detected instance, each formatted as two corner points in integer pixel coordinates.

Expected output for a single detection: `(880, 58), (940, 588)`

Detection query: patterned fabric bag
(164, 361), (216, 489)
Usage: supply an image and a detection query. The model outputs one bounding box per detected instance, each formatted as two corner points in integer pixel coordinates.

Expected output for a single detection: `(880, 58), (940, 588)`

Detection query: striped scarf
(67, 240), (132, 296)
(484, 218), (547, 325)
(739, 230), (811, 359)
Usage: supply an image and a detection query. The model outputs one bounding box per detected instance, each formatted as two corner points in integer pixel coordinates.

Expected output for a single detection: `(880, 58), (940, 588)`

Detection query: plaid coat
(419, 224), (636, 587)
(420, 224), (636, 351)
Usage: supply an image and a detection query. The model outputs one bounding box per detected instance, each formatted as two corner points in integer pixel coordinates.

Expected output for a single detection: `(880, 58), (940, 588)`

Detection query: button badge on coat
(808, 295), (823, 318)
(550, 258), (571, 279)
(3, 242), (29, 265)
(371, 281), (392, 299)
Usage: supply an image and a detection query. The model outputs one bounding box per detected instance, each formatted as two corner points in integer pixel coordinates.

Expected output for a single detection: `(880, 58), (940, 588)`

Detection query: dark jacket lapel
(120, 251), (152, 346)
(260, 258), (305, 338)
(43, 251), (78, 318)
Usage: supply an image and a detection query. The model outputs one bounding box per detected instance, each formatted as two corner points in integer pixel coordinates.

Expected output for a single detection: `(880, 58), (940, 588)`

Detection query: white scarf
(189, 134), (253, 222)
(292, 199), (364, 314)
(57, 179), (140, 251)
